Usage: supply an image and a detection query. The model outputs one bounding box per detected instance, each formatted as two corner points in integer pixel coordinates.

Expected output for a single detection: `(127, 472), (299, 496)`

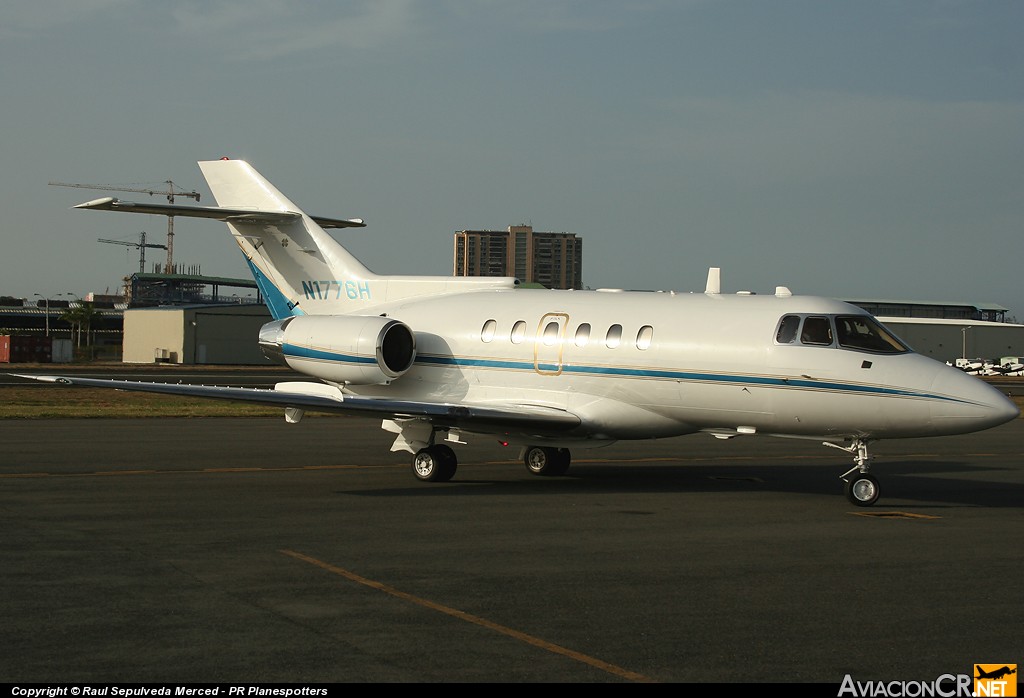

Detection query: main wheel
(845, 473), (880, 507)
(434, 444), (457, 468)
(412, 445), (458, 482)
(524, 446), (571, 476)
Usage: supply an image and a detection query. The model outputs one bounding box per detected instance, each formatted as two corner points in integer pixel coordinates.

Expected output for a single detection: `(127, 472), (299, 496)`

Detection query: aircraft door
(534, 313), (568, 376)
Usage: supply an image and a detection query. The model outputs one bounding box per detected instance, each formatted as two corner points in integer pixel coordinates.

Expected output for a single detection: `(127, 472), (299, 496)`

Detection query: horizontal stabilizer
(73, 196), (366, 229)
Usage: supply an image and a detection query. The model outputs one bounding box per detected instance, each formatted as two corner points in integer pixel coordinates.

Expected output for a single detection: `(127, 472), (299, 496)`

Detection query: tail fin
(198, 159), (376, 320)
(72, 159), (520, 318)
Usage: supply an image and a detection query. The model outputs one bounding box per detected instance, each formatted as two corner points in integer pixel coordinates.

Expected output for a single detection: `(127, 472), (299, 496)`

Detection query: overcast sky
(2, 1), (1021, 316)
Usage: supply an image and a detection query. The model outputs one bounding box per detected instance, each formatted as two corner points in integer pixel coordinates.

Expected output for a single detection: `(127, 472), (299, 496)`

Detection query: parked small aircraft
(20, 159), (1018, 505)
(950, 356), (1024, 377)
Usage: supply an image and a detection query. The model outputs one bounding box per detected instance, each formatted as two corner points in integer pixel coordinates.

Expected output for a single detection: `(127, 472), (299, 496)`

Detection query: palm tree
(59, 302), (101, 357)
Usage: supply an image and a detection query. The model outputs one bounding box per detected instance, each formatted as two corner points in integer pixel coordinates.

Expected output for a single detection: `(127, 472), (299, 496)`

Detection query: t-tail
(73, 158), (519, 320)
(199, 159), (376, 320)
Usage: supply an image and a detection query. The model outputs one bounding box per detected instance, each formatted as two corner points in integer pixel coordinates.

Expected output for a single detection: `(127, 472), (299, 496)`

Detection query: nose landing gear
(825, 438), (880, 507)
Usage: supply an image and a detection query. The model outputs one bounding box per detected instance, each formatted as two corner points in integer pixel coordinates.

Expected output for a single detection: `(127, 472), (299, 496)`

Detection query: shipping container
(0, 335), (54, 363)
(52, 338), (74, 363)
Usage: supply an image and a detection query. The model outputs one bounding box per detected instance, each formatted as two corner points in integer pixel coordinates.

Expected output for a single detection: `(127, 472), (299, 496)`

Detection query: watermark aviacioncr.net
(838, 665), (1018, 698)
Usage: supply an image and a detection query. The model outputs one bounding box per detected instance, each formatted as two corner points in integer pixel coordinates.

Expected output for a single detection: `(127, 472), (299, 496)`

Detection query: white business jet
(21, 159), (1018, 506)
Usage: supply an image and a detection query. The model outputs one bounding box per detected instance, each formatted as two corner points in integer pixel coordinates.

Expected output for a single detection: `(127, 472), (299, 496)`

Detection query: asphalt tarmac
(1, 415), (1021, 684)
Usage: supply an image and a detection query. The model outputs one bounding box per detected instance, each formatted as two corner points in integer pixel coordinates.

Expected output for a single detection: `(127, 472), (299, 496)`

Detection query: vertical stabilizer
(198, 159), (375, 319)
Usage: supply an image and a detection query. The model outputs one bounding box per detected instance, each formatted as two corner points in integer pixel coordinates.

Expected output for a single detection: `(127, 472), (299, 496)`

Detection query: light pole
(961, 325), (972, 360)
(33, 292), (71, 337)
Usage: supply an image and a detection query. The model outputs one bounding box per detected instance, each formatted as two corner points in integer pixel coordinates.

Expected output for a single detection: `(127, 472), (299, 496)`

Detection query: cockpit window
(800, 316), (833, 346)
(776, 315), (800, 344)
(776, 313), (911, 353)
(835, 316), (909, 354)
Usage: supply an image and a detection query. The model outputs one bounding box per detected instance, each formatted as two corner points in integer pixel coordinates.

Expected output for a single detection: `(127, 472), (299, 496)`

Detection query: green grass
(1, 385), (297, 419)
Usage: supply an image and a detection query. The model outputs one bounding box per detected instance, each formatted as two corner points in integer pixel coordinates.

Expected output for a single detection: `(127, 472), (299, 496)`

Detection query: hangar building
(875, 317), (1024, 365)
(122, 304), (271, 364)
(847, 298), (1024, 363)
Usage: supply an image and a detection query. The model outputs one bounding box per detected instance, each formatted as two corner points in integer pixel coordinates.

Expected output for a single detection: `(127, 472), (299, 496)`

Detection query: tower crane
(98, 232), (167, 274)
(49, 180), (201, 273)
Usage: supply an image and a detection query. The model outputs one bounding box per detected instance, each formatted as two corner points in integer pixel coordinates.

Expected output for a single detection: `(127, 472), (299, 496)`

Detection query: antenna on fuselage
(705, 267), (721, 295)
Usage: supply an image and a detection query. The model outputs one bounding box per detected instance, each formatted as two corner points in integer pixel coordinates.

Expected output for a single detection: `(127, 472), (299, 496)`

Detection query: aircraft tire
(412, 445), (457, 483)
(524, 446), (571, 476)
(845, 473), (880, 507)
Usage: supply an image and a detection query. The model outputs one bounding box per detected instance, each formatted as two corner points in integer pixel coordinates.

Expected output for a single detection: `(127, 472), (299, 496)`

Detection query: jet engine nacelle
(259, 315), (416, 385)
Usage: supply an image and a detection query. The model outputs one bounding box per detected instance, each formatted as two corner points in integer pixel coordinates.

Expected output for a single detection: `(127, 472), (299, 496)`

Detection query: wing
(12, 374), (581, 433)
(73, 197), (366, 229)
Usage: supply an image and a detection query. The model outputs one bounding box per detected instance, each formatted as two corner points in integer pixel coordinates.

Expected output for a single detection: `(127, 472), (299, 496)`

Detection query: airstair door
(534, 313), (568, 376)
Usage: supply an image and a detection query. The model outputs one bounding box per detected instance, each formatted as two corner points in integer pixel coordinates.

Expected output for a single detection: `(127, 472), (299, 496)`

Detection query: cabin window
(605, 324), (623, 348)
(800, 316), (833, 346)
(542, 321), (560, 346)
(481, 319), (497, 343)
(636, 325), (654, 350)
(510, 320), (527, 344)
(776, 315), (800, 344)
(835, 315), (909, 354)
(575, 323), (591, 347)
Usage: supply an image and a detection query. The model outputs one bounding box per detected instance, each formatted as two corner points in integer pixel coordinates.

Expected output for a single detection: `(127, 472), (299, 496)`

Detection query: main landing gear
(824, 438), (880, 507)
(523, 446), (571, 477)
(412, 443), (573, 482)
(411, 444), (458, 483)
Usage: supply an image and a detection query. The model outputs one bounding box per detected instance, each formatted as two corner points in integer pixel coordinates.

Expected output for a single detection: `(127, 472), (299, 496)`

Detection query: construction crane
(98, 232), (167, 274)
(50, 179), (201, 273)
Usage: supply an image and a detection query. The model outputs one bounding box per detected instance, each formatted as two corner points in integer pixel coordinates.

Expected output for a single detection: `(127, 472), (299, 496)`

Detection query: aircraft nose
(930, 366), (1019, 434)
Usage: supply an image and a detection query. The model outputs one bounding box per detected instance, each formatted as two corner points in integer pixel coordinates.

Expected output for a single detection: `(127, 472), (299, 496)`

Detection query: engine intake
(259, 315), (416, 384)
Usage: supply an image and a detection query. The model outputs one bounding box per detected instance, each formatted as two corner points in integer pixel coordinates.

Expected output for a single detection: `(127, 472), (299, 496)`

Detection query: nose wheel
(825, 438), (881, 506)
(843, 472), (880, 507)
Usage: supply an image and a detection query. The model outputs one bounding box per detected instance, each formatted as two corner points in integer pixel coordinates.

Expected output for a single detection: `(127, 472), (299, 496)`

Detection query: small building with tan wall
(122, 304), (272, 364)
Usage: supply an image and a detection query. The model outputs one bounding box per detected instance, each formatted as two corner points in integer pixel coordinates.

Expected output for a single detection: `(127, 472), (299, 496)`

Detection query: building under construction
(126, 266), (260, 307)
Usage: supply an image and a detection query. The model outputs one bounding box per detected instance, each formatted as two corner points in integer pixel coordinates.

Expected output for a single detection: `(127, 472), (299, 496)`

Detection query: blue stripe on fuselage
(410, 354), (970, 404)
(279, 347), (972, 406)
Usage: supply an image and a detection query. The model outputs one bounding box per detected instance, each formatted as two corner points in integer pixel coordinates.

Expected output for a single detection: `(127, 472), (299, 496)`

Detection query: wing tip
(73, 197), (118, 210)
(9, 374), (66, 383)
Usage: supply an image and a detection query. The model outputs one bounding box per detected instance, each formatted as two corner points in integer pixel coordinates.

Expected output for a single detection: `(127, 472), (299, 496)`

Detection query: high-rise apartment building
(453, 225), (583, 290)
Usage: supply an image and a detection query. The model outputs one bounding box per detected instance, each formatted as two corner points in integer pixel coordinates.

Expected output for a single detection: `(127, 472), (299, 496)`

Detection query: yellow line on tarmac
(849, 511), (941, 520)
(0, 464), (375, 479)
(279, 549), (655, 683)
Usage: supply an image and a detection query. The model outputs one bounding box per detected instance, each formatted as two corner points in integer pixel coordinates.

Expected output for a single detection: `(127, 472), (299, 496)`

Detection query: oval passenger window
(481, 319), (497, 343)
